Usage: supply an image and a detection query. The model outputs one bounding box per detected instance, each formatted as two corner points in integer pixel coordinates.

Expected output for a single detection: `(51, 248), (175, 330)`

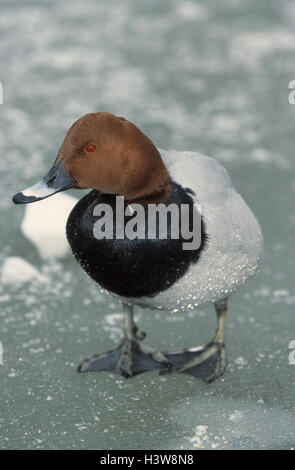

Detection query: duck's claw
(78, 338), (171, 378)
(159, 341), (227, 383)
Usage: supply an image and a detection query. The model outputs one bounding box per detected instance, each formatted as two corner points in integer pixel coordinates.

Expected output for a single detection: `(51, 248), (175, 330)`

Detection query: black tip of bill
(12, 192), (40, 205)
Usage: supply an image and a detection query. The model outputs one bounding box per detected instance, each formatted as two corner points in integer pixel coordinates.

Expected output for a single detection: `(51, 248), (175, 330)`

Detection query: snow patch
(21, 192), (78, 260)
(1, 257), (47, 285)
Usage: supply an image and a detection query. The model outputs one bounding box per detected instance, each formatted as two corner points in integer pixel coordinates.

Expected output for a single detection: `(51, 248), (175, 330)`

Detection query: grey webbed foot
(78, 303), (170, 377)
(159, 341), (226, 383)
(159, 298), (228, 383)
(78, 338), (171, 377)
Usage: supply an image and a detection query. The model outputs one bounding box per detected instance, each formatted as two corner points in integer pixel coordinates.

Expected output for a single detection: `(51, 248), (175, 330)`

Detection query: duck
(13, 112), (263, 382)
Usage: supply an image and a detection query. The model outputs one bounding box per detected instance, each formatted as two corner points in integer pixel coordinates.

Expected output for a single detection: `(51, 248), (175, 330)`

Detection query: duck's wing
(155, 149), (263, 306)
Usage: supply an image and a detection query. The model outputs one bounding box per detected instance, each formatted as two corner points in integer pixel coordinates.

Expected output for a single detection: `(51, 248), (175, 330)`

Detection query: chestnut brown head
(13, 112), (171, 205)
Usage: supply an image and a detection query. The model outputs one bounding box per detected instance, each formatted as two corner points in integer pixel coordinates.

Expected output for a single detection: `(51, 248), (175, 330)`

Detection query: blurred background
(1, 0), (295, 450)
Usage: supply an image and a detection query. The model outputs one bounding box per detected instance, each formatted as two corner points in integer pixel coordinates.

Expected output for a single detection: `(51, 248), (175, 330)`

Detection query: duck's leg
(78, 303), (171, 378)
(123, 303), (146, 341)
(160, 298), (228, 383)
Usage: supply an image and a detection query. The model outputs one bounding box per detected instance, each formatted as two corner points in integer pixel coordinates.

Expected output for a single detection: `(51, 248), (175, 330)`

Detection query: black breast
(66, 182), (207, 298)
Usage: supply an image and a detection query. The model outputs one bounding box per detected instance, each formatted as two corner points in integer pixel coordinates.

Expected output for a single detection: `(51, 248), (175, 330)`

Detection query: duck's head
(13, 112), (171, 205)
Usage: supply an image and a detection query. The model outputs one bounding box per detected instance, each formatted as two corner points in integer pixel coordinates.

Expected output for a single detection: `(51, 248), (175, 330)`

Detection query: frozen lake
(0, 0), (295, 450)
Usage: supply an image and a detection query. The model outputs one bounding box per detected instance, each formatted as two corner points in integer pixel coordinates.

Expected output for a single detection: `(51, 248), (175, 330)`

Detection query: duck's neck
(125, 177), (171, 205)
(124, 159), (171, 204)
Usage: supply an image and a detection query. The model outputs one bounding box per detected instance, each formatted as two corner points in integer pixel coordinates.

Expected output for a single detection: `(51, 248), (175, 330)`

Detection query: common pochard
(13, 112), (263, 382)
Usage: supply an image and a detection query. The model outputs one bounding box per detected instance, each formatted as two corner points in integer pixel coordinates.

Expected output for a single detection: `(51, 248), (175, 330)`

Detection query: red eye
(86, 144), (96, 152)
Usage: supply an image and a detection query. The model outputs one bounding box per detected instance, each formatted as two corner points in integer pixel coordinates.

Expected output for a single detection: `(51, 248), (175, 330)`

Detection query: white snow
(21, 192), (78, 260)
(1, 257), (47, 285)
(230, 30), (295, 68)
(0, 341), (3, 365)
(176, 2), (207, 21)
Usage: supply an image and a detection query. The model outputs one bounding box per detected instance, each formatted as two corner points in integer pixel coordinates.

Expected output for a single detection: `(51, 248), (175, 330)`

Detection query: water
(1, 0), (295, 450)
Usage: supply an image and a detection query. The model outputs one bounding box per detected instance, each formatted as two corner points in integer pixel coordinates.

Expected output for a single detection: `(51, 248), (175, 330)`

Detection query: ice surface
(1, 0), (295, 451)
(21, 193), (78, 260)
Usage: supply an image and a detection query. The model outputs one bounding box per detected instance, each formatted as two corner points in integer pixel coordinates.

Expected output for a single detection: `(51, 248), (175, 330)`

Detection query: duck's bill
(12, 158), (77, 205)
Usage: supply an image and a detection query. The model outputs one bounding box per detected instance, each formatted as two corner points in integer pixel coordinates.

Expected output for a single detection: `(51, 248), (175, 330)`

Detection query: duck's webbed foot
(160, 341), (226, 383)
(77, 303), (171, 378)
(159, 298), (228, 383)
(78, 337), (171, 377)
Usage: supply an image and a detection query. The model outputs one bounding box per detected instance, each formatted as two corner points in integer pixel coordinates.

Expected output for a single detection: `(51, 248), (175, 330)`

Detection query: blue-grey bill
(12, 158), (77, 204)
